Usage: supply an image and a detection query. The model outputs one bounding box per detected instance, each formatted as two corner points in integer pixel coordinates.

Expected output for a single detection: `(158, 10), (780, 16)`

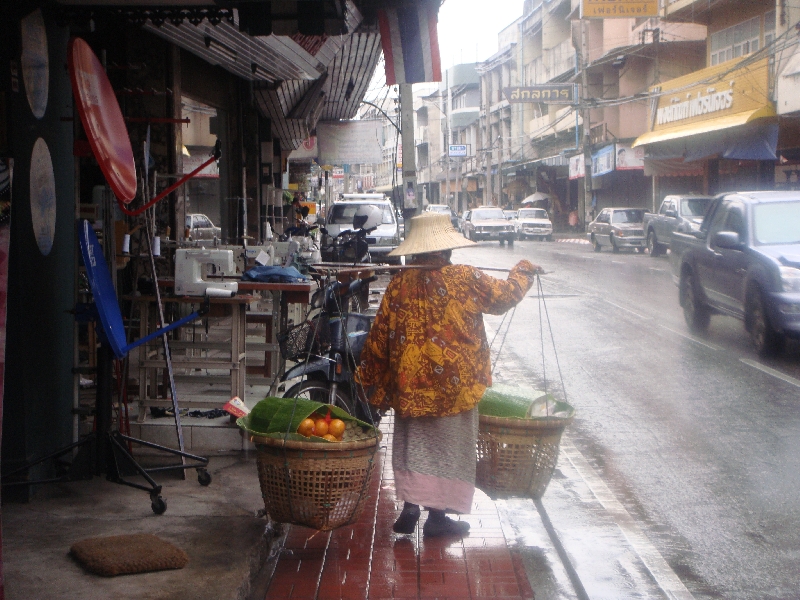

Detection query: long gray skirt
(391, 407), (478, 513)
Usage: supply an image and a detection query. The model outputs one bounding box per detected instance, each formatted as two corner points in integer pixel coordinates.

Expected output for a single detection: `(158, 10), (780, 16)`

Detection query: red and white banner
(378, 2), (442, 85)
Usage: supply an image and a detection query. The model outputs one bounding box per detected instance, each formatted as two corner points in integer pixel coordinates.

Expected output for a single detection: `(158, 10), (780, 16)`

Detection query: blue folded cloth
(241, 266), (308, 283)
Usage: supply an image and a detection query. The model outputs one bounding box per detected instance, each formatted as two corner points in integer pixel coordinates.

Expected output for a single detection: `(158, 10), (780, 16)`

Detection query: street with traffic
(450, 236), (800, 600)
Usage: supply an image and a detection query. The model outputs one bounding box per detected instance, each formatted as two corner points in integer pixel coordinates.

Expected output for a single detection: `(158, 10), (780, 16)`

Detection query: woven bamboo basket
(476, 413), (574, 499)
(252, 433), (380, 531)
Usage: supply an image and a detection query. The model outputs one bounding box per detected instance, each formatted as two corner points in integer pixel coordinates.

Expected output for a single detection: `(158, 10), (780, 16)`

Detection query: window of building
(417, 106), (428, 127)
(764, 10), (776, 47)
(710, 16), (760, 66)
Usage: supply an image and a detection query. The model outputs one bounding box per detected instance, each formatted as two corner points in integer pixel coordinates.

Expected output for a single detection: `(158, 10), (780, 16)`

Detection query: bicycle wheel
(282, 380), (355, 415)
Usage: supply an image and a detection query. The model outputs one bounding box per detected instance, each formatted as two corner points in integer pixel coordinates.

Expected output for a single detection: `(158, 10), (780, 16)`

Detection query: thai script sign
(449, 144), (467, 157)
(657, 89), (734, 125)
(582, 0), (658, 18)
(648, 57), (771, 132)
(503, 85), (577, 104)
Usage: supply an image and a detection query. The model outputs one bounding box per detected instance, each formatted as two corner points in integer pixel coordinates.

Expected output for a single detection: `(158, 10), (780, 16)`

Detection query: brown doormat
(70, 533), (189, 577)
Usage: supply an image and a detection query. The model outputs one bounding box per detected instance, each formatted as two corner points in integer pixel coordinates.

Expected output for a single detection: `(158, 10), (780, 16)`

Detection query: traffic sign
(449, 144), (467, 157)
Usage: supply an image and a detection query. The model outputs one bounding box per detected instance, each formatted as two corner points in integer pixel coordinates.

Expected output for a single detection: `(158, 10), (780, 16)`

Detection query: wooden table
(237, 281), (313, 390)
(129, 294), (252, 419)
(140, 280), (314, 403)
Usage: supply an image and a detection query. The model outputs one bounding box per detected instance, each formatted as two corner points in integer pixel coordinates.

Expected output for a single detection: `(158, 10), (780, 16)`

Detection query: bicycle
(278, 273), (379, 422)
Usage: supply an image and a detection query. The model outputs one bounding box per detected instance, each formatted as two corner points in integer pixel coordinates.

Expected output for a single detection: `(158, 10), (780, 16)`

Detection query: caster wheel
(197, 469), (212, 486)
(151, 496), (167, 515)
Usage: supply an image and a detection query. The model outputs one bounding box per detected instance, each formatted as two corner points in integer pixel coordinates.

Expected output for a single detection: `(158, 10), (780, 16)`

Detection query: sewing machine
(174, 248), (239, 297)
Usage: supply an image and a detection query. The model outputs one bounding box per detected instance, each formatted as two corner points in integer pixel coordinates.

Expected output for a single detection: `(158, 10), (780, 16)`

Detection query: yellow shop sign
(582, 0), (658, 18)
(649, 57), (772, 131)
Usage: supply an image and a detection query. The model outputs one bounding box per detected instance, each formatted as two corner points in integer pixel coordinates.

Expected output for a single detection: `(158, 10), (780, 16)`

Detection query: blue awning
(641, 119), (778, 162)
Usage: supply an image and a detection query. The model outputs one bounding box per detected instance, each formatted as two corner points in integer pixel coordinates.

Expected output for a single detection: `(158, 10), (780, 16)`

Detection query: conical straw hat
(389, 212), (476, 257)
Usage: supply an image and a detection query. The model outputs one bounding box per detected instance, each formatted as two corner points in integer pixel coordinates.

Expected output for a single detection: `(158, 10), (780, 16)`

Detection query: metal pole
(456, 157), (461, 213)
(579, 19), (593, 230)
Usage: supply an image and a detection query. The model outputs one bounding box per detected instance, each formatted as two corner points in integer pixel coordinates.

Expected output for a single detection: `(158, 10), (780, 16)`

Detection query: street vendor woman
(356, 212), (538, 537)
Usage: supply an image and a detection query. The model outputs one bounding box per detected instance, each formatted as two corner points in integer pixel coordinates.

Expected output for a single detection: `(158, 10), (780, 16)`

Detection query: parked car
(643, 194), (714, 256)
(515, 208), (553, 241)
(670, 191), (800, 356)
(587, 208), (646, 252)
(425, 203), (459, 229)
(324, 197), (401, 262)
(503, 210), (518, 221)
(185, 213), (220, 240)
(458, 210), (470, 233)
(462, 207), (516, 245)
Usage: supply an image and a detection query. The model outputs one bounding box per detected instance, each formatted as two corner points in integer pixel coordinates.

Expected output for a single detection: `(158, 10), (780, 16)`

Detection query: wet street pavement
(462, 238), (800, 600)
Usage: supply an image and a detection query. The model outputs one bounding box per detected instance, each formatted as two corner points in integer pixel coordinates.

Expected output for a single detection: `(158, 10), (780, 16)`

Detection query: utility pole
(483, 137), (494, 206)
(445, 70), (451, 206)
(399, 83), (420, 228)
(579, 19), (593, 230)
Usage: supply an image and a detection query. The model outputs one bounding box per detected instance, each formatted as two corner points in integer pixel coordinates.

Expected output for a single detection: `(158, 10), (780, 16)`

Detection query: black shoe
(392, 504), (421, 534)
(422, 515), (470, 538)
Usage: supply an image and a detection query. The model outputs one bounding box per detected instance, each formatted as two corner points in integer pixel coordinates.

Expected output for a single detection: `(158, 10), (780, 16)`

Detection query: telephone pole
(579, 18), (593, 230)
(399, 83), (420, 226)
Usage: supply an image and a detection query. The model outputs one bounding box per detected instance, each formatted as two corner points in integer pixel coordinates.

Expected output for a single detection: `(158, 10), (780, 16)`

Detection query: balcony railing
(546, 39), (576, 81)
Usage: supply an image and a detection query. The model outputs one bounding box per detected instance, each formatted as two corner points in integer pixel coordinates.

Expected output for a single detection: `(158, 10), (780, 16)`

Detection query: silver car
(587, 207), (646, 252)
(515, 208), (553, 241)
(425, 203), (459, 228)
(463, 207), (516, 245)
(185, 213), (221, 240)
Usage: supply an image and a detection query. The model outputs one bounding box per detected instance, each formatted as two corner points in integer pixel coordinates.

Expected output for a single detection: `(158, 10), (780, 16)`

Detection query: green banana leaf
(479, 383), (574, 420)
(237, 396), (375, 442)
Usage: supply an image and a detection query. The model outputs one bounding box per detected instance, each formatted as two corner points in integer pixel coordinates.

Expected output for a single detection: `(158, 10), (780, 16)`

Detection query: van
(325, 195), (401, 263)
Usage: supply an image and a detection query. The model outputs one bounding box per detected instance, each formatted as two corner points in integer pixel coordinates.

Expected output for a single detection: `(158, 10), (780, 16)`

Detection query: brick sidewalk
(263, 415), (536, 599)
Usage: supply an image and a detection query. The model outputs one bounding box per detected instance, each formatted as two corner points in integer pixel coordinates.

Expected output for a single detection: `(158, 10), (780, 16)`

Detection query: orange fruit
(328, 419), (346, 438)
(314, 419), (329, 437)
(322, 434), (338, 442)
(297, 418), (315, 437)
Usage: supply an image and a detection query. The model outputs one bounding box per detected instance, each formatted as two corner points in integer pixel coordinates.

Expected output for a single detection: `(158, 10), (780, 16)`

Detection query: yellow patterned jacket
(356, 258), (536, 418)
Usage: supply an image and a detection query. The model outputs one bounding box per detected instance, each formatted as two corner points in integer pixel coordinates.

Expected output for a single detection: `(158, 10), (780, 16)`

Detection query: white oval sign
(30, 138), (57, 255)
(21, 9), (49, 120)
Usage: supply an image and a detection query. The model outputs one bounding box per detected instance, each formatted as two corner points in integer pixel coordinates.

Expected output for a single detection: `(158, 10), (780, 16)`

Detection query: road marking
(601, 299), (651, 320)
(561, 437), (696, 600)
(658, 325), (720, 350)
(556, 238), (591, 245)
(740, 359), (800, 389)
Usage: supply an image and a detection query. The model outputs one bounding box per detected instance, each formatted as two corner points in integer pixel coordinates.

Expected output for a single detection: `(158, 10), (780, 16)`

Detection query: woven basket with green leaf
(476, 383), (574, 499)
(238, 397), (380, 531)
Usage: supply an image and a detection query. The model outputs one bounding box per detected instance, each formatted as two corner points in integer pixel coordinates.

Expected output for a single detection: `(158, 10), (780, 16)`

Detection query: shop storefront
(633, 56), (777, 198)
(569, 143), (650, 219)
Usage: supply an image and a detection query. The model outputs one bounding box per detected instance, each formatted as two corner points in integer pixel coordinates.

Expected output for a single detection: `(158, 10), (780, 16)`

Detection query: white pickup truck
(642, 194), (713, 257)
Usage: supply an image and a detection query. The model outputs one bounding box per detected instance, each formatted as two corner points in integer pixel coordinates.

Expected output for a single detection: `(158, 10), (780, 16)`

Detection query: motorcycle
(278, 274), (379, 422)
(319, 204), (382, 265)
